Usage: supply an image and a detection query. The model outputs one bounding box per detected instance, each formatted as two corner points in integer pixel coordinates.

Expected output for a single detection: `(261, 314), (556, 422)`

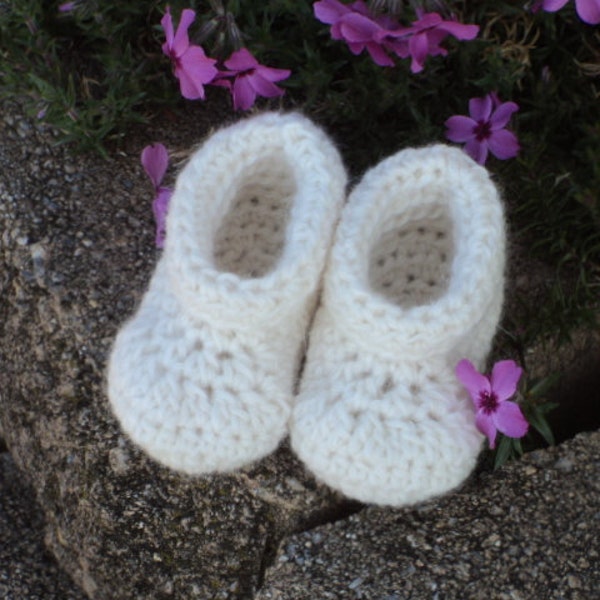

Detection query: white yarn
(107, 112), (347, 474)
(291, 144), (505, 506)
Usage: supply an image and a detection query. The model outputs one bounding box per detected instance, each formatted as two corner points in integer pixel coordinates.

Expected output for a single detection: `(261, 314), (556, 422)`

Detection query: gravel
(256, 430), (600, 599)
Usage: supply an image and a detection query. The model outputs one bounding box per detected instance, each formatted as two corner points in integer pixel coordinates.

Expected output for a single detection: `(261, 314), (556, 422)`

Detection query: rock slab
(0, 452), (87, 599)
(256, 430), (600, 599)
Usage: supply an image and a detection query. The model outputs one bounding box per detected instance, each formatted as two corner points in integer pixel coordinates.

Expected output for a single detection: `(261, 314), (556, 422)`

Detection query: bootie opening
(368, 199), (453, 309)
(213, 153), (296, 279)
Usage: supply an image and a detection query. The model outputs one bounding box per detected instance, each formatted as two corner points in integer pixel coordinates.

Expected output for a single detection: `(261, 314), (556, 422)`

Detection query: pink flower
(456, 359), (529, 450)
(213, 48), (291, 111)
(444, 93), (520, 165)
(381, 11), (479, 73)
(532, 0), (570, 10)
(314, 3), (478, 71)
(532, 0), (600, 24)
(58, 2), (76, 12)
(161, 6), (218, 100)
(313, 0), (403, 67)
(141, 143), (172, 248)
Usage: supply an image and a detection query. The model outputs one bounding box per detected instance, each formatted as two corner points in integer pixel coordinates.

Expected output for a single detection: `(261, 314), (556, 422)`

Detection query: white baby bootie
(107, 112), (347, 474)
(291, 144), (505, 506)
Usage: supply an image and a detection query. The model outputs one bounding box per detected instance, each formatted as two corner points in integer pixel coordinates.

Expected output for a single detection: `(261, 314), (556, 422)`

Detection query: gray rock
(0, 101), (346, 599)
(0, 452), (87, 599)
(256, 430), (600, 599)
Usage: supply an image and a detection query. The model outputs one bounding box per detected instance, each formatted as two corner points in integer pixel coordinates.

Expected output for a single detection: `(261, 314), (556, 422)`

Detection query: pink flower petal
(248, 73), (287, 99)
(176, 46), (218, 99)
(469, 95), (493, 122)
(346, 41), (365, 56)
(313, 0), (349, 25)
(489, 91), (502, 108)
(464, 137), (489, 164)
(225, 48), (259, 71)
(378, 25), (413, 41)
(436, 20), (479, 41)
(153, 187), (172, 249)
(383, 36), (410, 59)
(176, 70), (205, 99)
(490, 360), (523, 402)
(210, 75), (233, 89)
(488, 129), (520, 160)
(576, 0), (600, 23)
(141, 143), (169, 189)
(445, 115), (477, 142)
(476, 411), (498, 449)
(349, 0), (370, 16)
(255, 64), (291, 83)
(455, 359), (491, 402)
(540, 0), (570, 11)
(372, 11), (399, 30)
(425, 29), (450, 56)
(339, 12), (381, 43)
(407, 32), (430, 73)
(493, 401), (529, 439)
(365, 42), (395, 66)
(490, 101), (519, 130)
(411, 12), (442, 31)
(171, 9), (196, 57)
(161, 7), (175, 54)
(58, 2), (76, 12)
(330, 22), (345, 41)
(232, 75), (257, 110)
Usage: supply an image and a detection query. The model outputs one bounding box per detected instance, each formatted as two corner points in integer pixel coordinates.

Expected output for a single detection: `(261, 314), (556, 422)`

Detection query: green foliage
(0, 0), (178, 153)
(493, 372), (560, 469)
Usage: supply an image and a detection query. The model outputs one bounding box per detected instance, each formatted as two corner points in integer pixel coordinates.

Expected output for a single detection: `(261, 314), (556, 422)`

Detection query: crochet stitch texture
(291, 144), (505, 506)
(107, 112), (347, 474)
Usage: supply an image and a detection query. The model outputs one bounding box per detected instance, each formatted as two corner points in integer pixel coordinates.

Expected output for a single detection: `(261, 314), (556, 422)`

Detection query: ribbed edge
(164, 112), (347, 330)
(323, 144), (505, 360)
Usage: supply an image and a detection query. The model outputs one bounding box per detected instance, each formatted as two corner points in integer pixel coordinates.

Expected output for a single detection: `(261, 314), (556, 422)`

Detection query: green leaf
(527, 407), (556, 446)
(513, 438), (523, 456)
(493, 435), (514, 469)
(527, 373), (562, 399)
(535, 401), (560, 415)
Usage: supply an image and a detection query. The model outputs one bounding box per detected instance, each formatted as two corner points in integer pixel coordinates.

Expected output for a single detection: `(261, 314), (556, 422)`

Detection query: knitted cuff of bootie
(107, 112), (347, 474)
(291, 144), (505, 506)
